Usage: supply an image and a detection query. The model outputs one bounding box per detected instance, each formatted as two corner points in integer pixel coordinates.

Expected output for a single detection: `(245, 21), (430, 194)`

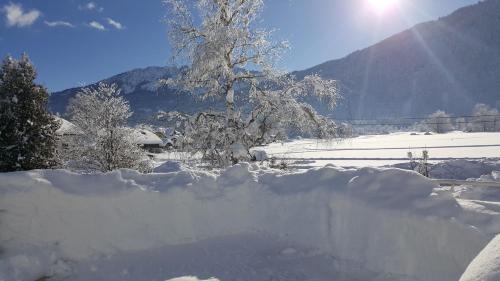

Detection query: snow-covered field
(1, 162), (500, 281)
(261, 132), (500, 168)
(1, 132), (500, 281)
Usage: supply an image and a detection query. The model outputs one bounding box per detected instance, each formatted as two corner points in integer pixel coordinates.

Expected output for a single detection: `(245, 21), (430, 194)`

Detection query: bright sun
(367, 0), (399, 14)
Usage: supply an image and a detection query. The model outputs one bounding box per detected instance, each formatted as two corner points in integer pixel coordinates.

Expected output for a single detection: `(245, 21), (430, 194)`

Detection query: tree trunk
(226, 87), (235, 128)
(226, 85), (244, 164)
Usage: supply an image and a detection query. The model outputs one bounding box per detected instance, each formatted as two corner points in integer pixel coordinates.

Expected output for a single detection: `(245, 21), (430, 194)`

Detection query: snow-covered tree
(425, 110), (454, 133)
(455, 117), (468, 132)
(467, 103), (500, 132)
(164, 0), (340, 166)
(0, 54), (60, 172)
(417, 150), (430, 177)
(65, 83), (148, 172)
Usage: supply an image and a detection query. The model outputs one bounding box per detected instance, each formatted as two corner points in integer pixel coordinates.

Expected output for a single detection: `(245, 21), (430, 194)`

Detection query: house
(55, 119), (165, 153)
(163, 128), (183, 149)
(55, 117), (83, 136)
(55, 117), (83, 150)
(131, 128), (164, 153)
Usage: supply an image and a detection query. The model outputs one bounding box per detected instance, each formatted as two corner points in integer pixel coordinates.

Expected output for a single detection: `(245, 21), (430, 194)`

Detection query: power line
(336, 114), (500, 122)
(348, 120), (499, 127)
(335, 114), (500, 127)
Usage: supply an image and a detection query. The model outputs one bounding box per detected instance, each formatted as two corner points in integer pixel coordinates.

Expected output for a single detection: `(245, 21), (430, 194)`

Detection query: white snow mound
(460, 234), (500, 281)
(167, 277), (219, 281)
(0, 164), (494, 281)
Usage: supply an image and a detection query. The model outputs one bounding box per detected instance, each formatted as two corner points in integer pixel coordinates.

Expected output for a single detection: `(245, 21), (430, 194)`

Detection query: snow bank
(0, 165), (493, 281)
(460, 234), (500, 281)
(429, 159), (500, 180)
(0, 249), (72, 281)
(167, 277), (219, 281)
(153, 161), (185, 173)
(251, 150), (268, 161)
(478, 170), (500, 182)
(442, 166), (500, 203)
(390, 159), (500, 180)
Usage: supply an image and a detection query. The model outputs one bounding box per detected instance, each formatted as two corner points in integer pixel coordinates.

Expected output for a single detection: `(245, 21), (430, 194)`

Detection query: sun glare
(367, 0), (399, 14)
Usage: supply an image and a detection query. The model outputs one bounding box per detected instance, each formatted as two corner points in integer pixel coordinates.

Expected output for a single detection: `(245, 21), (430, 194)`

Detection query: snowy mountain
(50, 0), (500, 122)
(296, 0), (500, 119)
(49, 66), (241, 124)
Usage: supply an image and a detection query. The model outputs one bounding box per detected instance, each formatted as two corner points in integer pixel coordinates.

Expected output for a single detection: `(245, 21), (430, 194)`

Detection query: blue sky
(1, 0), (478, 92)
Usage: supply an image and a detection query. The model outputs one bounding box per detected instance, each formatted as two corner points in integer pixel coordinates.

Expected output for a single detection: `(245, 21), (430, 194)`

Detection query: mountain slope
(49, 66), (229, 124)
(296, 0), (500, 119)
(50, 0), (500, 122)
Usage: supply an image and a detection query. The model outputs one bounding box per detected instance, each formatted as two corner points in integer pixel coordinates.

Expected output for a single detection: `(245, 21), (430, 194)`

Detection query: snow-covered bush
(467, 103), (500, 132)
(417, 150), (430, 177)
(0, 54), (60, 172)
(163, 0), (341, 166)
(64, 83), (149, 172)
(407, 150), (431, 177)
(425, 110), (454, 133)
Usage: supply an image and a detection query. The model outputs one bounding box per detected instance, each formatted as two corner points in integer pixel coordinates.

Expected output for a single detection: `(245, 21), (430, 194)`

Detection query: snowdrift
(460, 234), (500, 281)
(0, 164), (494, 281)
(167, 277), (219, 281)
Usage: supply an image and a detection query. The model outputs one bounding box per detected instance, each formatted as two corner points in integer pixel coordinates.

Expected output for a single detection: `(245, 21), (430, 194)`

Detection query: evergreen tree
(0, 54), (60, 172)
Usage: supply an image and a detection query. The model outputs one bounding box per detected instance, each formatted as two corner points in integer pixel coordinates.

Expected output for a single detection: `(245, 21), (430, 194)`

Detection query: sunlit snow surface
(1, 163), (498, 281)
(260, 132), (500, 168)
(167, 277), (219, 281)
(71, 234), (409, 281)
(460, 234), (500, 281)
(2, 132), (500, 281)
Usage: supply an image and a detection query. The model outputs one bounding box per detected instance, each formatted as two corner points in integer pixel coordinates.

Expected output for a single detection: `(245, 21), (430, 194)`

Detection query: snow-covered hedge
(0, 164), (494, 281)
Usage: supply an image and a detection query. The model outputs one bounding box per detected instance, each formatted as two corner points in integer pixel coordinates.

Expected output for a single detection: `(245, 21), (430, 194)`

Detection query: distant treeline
(341, 104), (500, 135)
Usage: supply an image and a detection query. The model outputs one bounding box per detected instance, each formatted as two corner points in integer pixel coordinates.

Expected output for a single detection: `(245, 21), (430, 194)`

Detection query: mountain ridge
(295, 0), (500, 119)
(50, 0), (500, 123)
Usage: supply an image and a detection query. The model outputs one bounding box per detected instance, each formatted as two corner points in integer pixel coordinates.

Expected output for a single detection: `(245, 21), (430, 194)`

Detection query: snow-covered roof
(55, 117), (83, 135)
(131, 128), (163, 145)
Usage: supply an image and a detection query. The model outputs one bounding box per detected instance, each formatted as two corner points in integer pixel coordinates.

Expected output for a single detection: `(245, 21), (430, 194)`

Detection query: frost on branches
(164, 0), (341, 166)
(425, 110), (454, 134)
(0, 54), (60, 172)
(468, 103), (500, 132)
(64, 83), (149, 172)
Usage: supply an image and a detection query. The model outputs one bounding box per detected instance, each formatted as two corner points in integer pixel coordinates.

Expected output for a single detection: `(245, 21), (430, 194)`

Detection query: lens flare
(367, 0), (399, 14)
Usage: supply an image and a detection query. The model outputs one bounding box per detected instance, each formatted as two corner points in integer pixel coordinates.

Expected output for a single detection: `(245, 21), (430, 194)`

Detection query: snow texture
(153, 160), (184, 173)
(426, 159), (500, 180)
(0, 164), (494, 281)
(167, 277), (219, 281)
(460, 234), (500, 281)
(261, 132), (500, 168)
(252, 150), (268, 161)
